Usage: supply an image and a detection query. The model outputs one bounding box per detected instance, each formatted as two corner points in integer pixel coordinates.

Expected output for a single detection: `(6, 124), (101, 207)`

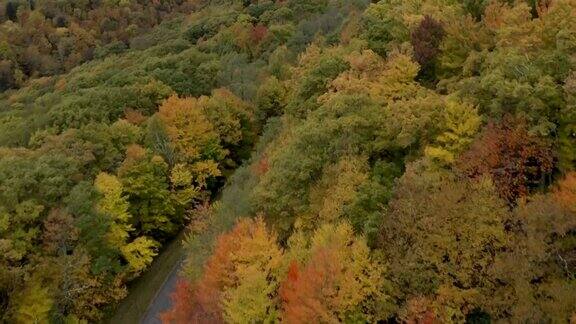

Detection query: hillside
(0, 0), (367, 322)
(1, 0), (576, 323)
(0, 0), (197, 91)
(164, 0), (576, 323)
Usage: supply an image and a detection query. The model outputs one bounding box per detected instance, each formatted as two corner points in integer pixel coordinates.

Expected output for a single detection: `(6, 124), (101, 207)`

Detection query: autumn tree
(120, 237), (159, 274)
(12, 281), (53, 324)
(118, 146), (177, 236)
(157, 95), (225, 164)
(398, 296), (438, 324)
(94, 171), (159, 274)
(425, 100), (482, 166)
(38, 248), (125, 321)
(198, 89), (256, 166)
(41, 208), (79, 255)
(304, 156), (369, 230)
(221, 217), (283, 324)
(485, 173), (576, 322)
(161, 217), (283, 324)
(411, 15), (444, 82)
(379, 162), (509, 321)
(554, 172), (576, 212)
(280, 222), (387, 323)
(457, 117), (554, 203)
(94, 172), (133, 249)
(161, 279), (198, 324)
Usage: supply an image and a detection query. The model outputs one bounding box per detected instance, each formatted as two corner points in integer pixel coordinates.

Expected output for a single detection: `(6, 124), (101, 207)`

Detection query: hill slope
(2, 0), (576, 323)
(0, 0), (365, 322)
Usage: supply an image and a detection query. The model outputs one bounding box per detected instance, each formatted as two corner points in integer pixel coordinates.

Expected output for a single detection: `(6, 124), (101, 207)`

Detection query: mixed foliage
(0, 0), (198, 91)
(1, 0), (576, 323)
(0, 0), (345, 320)
(166, 0), (576, 323)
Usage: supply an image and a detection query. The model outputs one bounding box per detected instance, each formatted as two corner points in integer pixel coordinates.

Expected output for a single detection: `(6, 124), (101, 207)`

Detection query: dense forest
(0, 0), (575, 323)
(0, 0), (198, 91)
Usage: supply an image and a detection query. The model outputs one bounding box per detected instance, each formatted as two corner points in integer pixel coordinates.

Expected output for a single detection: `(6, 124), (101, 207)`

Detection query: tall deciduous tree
(118, 146), (177, 236)
(280, 222), (386, 323)
(94, 172), (133, 249)
(411, 15), (444, 81)
(425, 100), (482, 166)
(221, 217), (283, 323)
(157, 95), (225, 164)
(12, 281), (53, 324)
(120, 236), (159, 274)
(161, 217), (283, 324)
(457, 117), (554, 203)
(379, 162), (509, 321)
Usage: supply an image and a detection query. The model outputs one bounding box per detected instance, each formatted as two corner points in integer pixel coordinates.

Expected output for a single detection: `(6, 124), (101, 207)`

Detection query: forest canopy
(0, 0), (575, 323)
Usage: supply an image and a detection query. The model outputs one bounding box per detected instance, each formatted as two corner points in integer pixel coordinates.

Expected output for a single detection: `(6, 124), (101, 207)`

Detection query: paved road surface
(140, 258), (184, 324)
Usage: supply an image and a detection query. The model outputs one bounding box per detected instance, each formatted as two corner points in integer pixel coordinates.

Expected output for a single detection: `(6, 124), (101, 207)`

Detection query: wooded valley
(0, 0), (575, 323)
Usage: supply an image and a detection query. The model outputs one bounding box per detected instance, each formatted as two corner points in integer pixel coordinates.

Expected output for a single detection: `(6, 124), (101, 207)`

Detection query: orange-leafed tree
(161, 217), (283, 324)
(399, 296), (437, 324)
(554, 172), (576, 212)
(280, 250), (341, 324)
(279, 222), (386, 323)
(160, 279), (211, 324)
(161, 221), (240, 324)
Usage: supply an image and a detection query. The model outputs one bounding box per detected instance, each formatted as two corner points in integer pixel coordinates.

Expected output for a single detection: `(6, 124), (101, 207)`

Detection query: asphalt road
(140, 258), (184, 324)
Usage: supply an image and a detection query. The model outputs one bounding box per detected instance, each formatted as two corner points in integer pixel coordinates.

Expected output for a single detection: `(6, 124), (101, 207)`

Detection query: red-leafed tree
(280, 250), (340, 324)
(160, 278), (222, 324)
(457, 117), (554, 203)
(251, 24), (269, 45)
(411, 15), (445, 69)
(161, 225), (238, 324)
(411, 15), (444, 81)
